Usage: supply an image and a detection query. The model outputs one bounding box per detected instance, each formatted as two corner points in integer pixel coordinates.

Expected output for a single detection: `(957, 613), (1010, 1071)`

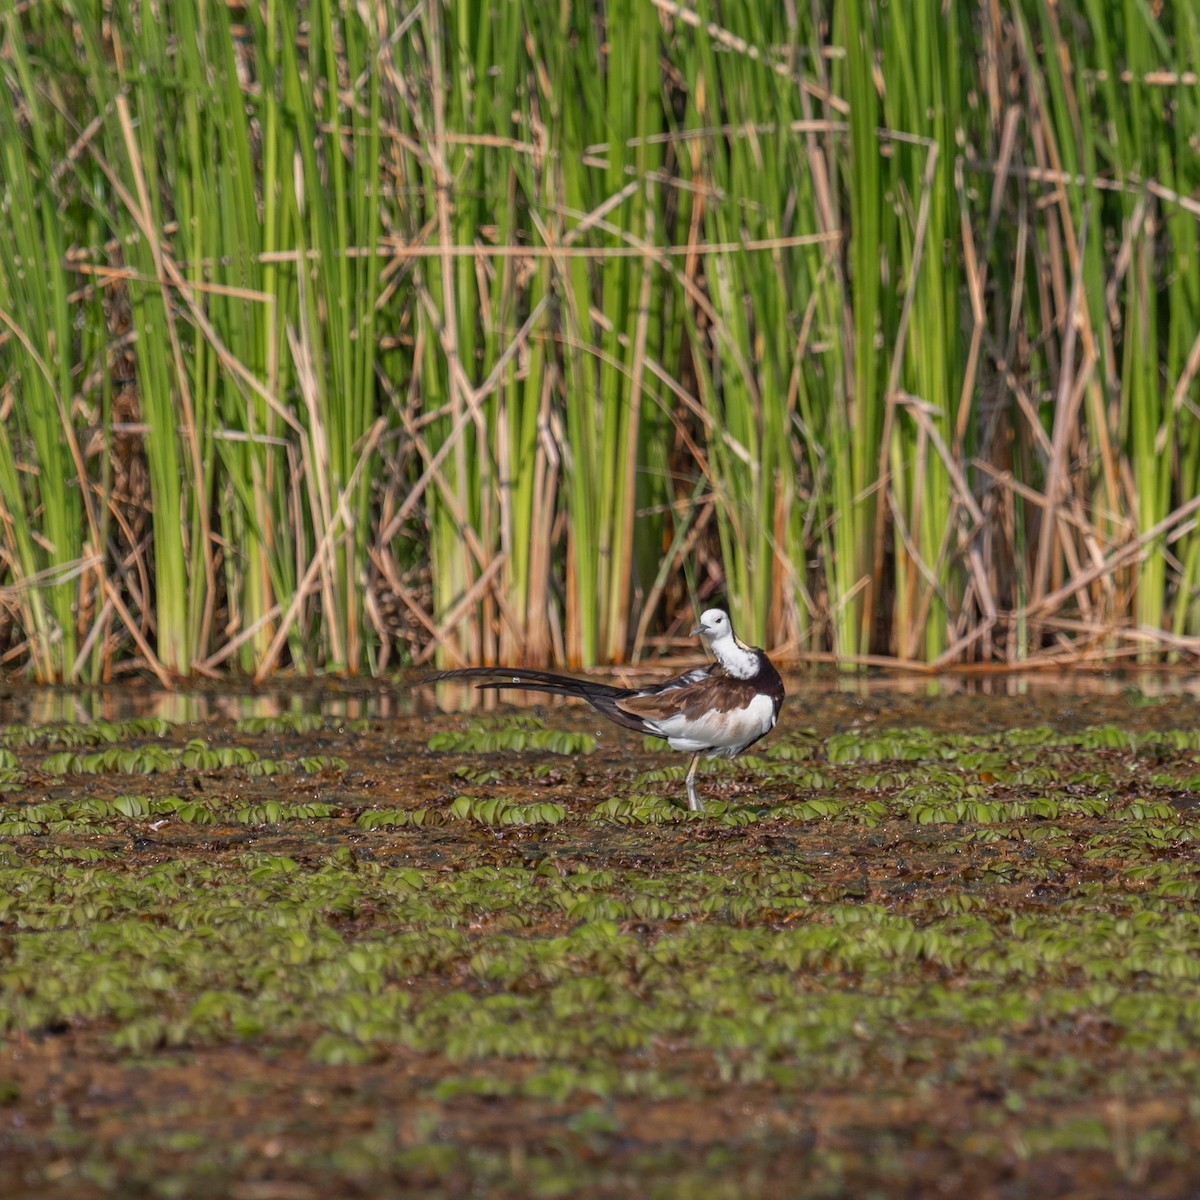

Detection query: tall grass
(0, 0), (1198, 678)
(0, 6), (89, 681)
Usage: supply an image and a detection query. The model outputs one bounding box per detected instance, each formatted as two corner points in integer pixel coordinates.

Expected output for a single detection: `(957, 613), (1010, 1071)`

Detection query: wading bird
(427, 609), (784, 811)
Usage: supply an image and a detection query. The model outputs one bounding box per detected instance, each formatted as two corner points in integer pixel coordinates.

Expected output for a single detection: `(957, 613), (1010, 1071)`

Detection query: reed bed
(0, 0), (1197, 680)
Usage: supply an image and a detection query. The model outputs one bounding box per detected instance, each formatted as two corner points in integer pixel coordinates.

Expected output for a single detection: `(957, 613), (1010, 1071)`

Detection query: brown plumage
(425, 608), (784, 810)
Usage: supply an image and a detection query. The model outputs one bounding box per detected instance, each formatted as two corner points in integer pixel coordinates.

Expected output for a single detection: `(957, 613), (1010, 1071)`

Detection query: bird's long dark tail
(424, 666), (627, 701)
(424, 667), (650, 734)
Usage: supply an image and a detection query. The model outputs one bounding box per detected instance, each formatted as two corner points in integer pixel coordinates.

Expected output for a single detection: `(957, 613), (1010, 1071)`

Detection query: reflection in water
(0, 686), (410, 727)
(832, 670), (1200, 698)
(1, 667), (1199, 725)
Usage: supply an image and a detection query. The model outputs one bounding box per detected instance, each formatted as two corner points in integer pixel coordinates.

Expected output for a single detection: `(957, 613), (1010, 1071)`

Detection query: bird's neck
(710, 634), (759, 680)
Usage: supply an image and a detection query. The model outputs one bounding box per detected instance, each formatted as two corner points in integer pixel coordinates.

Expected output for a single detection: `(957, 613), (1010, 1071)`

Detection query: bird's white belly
(652, 693), (777, 757)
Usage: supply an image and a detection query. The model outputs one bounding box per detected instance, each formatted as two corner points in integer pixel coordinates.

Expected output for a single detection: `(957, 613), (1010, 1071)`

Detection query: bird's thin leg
(685, 754), (703, 812)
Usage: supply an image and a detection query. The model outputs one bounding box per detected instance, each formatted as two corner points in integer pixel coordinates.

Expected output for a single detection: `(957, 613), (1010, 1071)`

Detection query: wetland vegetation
(2, 1), (1199, 678)
(3, 0), (1200, 1192)
(2, 682), (1200, 1196)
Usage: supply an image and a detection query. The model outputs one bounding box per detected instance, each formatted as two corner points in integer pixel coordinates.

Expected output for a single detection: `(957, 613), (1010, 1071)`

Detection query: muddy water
(5, 664), (1200, 724)
(1, 676), (1199, 1198)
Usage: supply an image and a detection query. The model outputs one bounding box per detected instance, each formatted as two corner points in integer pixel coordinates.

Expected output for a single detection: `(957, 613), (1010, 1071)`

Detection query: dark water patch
(5, 666), (1200, 728)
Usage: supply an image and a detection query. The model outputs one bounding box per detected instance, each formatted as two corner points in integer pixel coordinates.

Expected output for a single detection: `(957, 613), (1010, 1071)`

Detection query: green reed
(0, 6), (88, 681)
(879, 0), (963, 661)
(529, 0), (672, 667)
(670, 0), (820, 648)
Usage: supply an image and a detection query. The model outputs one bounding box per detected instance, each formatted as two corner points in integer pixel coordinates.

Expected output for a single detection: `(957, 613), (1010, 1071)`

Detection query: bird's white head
(691, 608), (732, 640)
(690, 608), (758, 679)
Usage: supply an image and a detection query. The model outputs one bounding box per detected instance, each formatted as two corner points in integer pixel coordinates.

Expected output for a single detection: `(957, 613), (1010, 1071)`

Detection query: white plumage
(651, 692), (778, 756)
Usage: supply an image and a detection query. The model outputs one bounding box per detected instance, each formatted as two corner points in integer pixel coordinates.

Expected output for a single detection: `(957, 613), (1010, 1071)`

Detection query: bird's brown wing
(615, 668), (762, 723)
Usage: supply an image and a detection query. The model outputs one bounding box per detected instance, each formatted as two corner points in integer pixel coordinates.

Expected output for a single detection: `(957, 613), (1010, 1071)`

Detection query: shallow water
(5, 665), (1200, 727)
